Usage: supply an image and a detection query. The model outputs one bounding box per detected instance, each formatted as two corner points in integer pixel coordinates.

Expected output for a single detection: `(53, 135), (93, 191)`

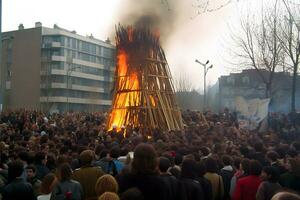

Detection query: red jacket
(233, 175), (262, 200)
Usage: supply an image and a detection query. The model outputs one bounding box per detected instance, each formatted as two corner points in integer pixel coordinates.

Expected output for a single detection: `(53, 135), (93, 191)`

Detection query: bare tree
(278, 0), (300, 112)
(174, 73), (194, 92)
(174, 74), (204, 110)
(230, 0), (284, 98)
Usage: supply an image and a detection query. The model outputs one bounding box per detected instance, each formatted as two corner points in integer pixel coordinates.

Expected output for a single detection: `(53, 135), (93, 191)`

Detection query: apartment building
(1, 23), (115, 112)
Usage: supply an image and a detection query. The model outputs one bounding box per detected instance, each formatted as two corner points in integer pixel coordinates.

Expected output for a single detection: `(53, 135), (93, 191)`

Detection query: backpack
(107, 160), (118, 177)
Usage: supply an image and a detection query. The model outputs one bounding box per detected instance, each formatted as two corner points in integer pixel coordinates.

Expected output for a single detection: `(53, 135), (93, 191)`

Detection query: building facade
(1, 23), (115, 112)
(214, 69), (300, 113)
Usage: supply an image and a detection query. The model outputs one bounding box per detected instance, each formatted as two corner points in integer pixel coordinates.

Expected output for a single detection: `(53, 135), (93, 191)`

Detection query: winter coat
(117, 173), (170, 200)
(50, 179), (83, 200)
(72, 166), (104, 200)
(220, 165), (235, 200)
(233, 175), (261, 200)
(2, 178), (36, 200)
(256, 181), (282, 200)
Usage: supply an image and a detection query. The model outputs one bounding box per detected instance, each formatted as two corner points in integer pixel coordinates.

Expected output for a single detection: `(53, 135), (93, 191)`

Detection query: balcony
(40, 96), (112, 105)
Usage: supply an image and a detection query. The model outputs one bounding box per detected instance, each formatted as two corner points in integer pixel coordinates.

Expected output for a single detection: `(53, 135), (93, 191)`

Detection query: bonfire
(107, 25), (183, 133)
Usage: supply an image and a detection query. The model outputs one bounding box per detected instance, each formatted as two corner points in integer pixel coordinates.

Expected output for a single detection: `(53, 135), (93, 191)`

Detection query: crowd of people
(0, 109), (299, 200)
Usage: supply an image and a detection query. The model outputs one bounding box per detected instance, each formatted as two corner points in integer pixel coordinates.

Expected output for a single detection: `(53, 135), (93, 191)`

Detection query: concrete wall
(9, 28), (41, 109)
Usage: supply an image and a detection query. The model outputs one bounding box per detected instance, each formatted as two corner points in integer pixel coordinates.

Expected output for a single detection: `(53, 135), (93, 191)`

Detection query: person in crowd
(271, 192), (300, 200)
(158, 156), (179, 200)
(34, 152), (50, 180)
(279, 157), (300, 191)
(120, 187), (144, 200)
(50, 163), (83, 200)
(117, 143), (170, 200)
(204, 157), (224, 200)
(266, 151), (286, 174)
(2, 160), (36, 200)
(37, 173), (57, 200)
(233, 160), (262, 200)
(250, 143), (269, 166)
(180, 158), (204, 200)
(195, 161), (213, 200)
(256, 166), (282, 200)
(93, 149), (110, 172)
(18, 151), (30, 181)
(98, 192), (120, 200)
(72, 150), (104, 200)
(220, 155), (235, 200)
(230, 158), (250, 197)
(95, 175), (119, 198)
(108, 147), (124, 176)
(26, 165), (42, 196)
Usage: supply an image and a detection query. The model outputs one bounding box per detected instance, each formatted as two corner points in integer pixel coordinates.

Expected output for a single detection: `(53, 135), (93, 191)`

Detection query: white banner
(235, 96), (270, 130)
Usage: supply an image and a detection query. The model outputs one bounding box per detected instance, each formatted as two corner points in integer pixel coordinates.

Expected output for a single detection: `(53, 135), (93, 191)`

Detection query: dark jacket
(160, 174), (180, 200)
(179, 178), (204, 200)
(220, 166), (235, 200)
(256, 181), (282, 200)
(279, 172), (300, 191)
(117, 173), (170, 200)
(35, 164), (50, 180)
(196, 177), (213, 200)
(2, 178), (36, 200)
(50, 179), (83, 200)
(271, 162), (287, 175)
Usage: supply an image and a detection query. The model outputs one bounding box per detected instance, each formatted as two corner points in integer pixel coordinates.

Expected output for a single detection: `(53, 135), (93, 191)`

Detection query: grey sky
(3, 0), (261, 91)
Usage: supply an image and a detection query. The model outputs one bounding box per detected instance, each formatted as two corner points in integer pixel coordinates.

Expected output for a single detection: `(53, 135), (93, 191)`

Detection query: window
(227, 77), (235, 85)
(242, 76), (250, 84)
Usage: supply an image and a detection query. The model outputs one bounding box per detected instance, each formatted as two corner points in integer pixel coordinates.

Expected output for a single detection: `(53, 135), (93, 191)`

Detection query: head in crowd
(100, 149), (110, 159)
(181, 159), (198, 179)
(58, 163), (72, 182)
(233, 157), (241, 170)
(131, 143), (158, 175)
(196, 161), (206, 177)
(95, 174), (119, 197)
(120, 187), (144, 200)
(222, 155), (232, 166)
(80, 150), (94, 166)
(18, 151), (29, 164)
(249, 160), (262, 176)
(240, 158), (251, 175)
(98, 192), (120, 200)
(35, 152), (47, 165)
(271, 192), (300, 200)
(158, 157), (171, 174)
(287, 158), (300, 177)
(40, 173), (58, 194)
(8, 160), (24, 180)
(110, 146), (121, 159)
(254, 142), (264, 153)
(205, 157), (218, 173)
(174, 153), (183, 166)
(261, 166), (280, 183)
(239, 146), (250, 158)
(266, 151), (279, 163)
(26, 164), (37, 179)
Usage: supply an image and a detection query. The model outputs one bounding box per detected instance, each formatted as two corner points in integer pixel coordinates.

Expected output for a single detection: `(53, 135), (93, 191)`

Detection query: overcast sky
(3, 0), (261, 91)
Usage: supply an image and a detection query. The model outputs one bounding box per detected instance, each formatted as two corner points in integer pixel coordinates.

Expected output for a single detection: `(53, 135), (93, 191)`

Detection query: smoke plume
(115, 0), (187, 45)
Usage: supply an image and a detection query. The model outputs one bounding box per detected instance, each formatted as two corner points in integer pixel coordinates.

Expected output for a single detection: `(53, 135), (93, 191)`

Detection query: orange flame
(108, 50), (140, 130)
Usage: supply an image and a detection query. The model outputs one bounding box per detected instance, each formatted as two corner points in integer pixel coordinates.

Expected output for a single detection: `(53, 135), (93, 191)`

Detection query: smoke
(115, 0), (187, 45)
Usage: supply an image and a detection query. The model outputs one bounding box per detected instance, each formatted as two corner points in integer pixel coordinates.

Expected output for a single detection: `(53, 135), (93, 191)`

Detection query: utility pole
(195, 59), (213, 110)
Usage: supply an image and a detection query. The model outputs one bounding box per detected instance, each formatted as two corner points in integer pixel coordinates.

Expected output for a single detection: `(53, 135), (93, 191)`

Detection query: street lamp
(195, 59), (213, 110)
